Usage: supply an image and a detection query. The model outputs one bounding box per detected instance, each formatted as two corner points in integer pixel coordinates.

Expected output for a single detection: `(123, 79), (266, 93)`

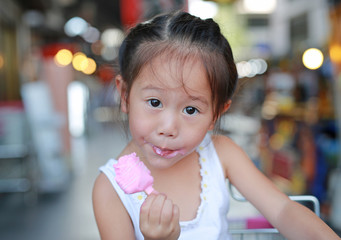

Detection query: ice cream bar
(114, 152), (155, 194)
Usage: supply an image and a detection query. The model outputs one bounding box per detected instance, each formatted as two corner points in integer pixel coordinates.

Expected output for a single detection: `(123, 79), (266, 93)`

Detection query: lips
(151, 145), (183, 159)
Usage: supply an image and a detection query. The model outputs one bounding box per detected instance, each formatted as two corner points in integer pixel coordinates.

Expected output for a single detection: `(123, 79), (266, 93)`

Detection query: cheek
(129, 118), (144, 135)
(185, 129), (207, 145)
(128, 108), (152, 137)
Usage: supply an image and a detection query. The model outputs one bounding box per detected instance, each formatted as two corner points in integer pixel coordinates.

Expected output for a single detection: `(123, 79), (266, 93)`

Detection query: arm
(92, 173), (135, 240)
(213, 135), (340, 240)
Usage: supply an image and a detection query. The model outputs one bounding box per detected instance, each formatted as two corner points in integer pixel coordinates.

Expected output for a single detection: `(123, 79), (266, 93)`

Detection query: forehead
(136, 53), (210, 93)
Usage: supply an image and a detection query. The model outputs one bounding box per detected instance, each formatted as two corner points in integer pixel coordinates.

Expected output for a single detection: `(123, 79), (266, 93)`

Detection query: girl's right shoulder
(92, 173), (135, 239)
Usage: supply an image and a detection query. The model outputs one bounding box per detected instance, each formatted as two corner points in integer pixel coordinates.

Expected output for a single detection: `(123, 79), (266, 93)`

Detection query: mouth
(151, 144), (184, 159)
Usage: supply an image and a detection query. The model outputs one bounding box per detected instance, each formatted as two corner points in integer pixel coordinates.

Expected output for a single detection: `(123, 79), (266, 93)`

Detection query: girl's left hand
(140, 193), (180, 240)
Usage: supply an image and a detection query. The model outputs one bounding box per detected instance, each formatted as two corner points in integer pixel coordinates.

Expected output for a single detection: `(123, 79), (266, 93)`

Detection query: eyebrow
(142, 84), (209, 106)
(141, 85), (165, 92)
(188, 95), (209, 106)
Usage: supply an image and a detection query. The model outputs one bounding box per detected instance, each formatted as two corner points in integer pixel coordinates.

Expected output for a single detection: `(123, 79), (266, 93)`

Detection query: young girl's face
(120, 54), (215, 169)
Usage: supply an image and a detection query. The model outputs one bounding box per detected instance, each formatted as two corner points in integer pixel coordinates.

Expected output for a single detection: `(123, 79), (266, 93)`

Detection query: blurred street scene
(1, 0), (341, 239)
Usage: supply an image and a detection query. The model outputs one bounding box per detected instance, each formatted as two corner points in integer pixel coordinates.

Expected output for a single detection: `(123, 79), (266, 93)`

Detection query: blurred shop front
(0, 1), (74, 201)
(219, 0), (341, 231)
(329, 1), (341, 230)
(0, 0), (341, 237)
(0, 0), (189, 202)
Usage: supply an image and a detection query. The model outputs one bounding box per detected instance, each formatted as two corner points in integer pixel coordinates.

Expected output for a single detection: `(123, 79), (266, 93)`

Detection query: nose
(157, 111), (179, 138)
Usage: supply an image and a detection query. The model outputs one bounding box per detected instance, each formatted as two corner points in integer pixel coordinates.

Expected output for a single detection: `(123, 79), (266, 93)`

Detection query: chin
(148, 155), (180, 170)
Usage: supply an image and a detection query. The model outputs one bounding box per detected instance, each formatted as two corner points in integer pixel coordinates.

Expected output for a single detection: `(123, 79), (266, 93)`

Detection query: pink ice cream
(114, 152), (155, 195)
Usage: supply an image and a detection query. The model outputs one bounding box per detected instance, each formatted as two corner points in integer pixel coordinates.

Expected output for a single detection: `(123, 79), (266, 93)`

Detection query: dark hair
(118, 11), (238, 120)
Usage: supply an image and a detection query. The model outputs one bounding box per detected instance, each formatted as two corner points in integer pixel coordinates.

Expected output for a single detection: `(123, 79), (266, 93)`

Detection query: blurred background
(0, 0), (341, 239)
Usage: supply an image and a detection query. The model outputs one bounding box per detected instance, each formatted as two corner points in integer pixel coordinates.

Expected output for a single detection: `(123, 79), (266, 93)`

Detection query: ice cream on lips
(113, 152), (155, 195)
(151, 143), (185, 159)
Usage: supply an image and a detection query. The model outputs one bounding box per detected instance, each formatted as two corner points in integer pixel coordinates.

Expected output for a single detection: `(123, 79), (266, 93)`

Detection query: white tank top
(99, 133), (230, 240)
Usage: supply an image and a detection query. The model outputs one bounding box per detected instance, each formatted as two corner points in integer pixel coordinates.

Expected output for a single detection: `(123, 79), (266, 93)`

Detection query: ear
(208, 121), (215, 131)
(115, 75), (128, 113)
(222, 100), (232, 114)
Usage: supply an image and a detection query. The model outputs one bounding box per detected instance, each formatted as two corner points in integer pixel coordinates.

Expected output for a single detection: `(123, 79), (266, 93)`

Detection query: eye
(148, 99), (162, 108)
(184, 106), (198, 115)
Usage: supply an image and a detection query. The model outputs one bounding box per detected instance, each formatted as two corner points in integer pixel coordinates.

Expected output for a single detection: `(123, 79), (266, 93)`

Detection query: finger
(172, 204), (180, 224)
(160, 198), (174, 225)
(149, 194), (167, 225)
(170, 204), (180, 239)
(140, 194), (157, 224)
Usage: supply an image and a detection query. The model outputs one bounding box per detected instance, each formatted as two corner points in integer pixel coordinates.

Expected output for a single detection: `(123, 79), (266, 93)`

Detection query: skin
(93, 54), (340, 240)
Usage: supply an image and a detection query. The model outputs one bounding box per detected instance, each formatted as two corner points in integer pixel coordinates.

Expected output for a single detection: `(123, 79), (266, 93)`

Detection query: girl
(92, 11), (340, 240)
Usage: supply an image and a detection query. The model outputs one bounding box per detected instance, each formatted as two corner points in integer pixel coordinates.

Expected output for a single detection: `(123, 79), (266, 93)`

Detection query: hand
(140, 193), (180, 240)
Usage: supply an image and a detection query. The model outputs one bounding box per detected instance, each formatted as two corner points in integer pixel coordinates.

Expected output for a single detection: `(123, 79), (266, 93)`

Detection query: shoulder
(210, 134), (253, 178)
(92, 173), (135, 239)
(210, 134), (289, 215)
(92, 173), (118, 204)
(209, 133), (260, 178)
(211, 134), (241, 152)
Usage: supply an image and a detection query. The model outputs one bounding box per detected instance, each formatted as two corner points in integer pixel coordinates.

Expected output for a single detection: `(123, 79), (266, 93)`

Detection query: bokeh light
(302, 48), (324, 70)
(64, 17), (88, 37)
(0, 54), (4, 69)
(72, 52), (88, 71)
(243, 0), (277, 14)
(329, 44), (341, 63)
(188, 0), (218, 19)
(101, 28), (124, 48)
(82, 58), (97, 75)
(81, 26), (100, 43)
(54, 49), (73, 66)
(22, 10), (45, 27)
(101, 46), (118, 61)
(236, 58), (268, 78)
